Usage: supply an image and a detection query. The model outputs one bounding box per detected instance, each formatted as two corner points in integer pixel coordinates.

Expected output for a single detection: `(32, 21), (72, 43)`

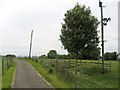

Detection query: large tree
(47, 50), (57, 59)
(60, 3), (100, 59)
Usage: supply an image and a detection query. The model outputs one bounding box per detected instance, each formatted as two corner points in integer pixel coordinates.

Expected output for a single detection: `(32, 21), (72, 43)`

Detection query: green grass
(2, 57), (16, 88)
(2, 58), (8, 75)
(0, 57), (2, 89)
(23, 58), (118, 88)
(72, 60), (118, 88)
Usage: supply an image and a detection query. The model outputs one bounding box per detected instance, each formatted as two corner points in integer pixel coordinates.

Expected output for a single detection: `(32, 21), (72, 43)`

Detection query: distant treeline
(1, 54), (16, 57)
(38, 50), (118, 60)
(1, 51), (118, 60)
(104, 52), (117, 60)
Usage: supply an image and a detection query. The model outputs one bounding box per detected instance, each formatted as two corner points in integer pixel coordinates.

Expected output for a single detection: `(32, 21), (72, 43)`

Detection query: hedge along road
(12, 60), (52, 88)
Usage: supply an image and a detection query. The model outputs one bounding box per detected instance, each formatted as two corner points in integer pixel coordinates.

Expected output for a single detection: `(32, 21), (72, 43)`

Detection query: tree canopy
(39, 55), (48, 59)
(6, 54), (16, 57)
(104, 52), (117, 60)
(47, 50), (57, 59)
(60, 3), (100, 59)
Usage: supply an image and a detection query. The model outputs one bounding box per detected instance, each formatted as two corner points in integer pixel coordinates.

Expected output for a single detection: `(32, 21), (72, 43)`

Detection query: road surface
(13, 60), (52, 88)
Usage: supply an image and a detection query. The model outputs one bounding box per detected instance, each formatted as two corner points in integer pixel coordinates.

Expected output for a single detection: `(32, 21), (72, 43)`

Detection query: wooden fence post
(74, 59), (78, 89)
(2, 57), (4, 75)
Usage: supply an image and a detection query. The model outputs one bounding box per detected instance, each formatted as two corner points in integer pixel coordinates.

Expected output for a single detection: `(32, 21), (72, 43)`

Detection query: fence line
(2, 56), (13, 75)
(31, 58), (112, 88)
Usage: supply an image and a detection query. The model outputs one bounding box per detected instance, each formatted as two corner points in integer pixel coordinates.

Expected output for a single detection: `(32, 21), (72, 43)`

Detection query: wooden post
(7, 57), (9, 69)
(74, 58), (78, 89)
(2, 58), (4, 75)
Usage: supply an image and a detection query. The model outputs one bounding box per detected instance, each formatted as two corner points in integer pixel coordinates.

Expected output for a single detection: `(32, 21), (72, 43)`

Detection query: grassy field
(2, 57), (16, 88)
(24, 58), (118, 88)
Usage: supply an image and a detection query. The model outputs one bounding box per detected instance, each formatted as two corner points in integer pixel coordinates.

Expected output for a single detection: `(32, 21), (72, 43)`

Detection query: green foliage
(47, 50), (57, 59)
(57, 54), (67, 59)
(39, 55), (48, 59)
(60, 3), (100, 59)
(6, 54), (16, 57)
(104, 52), (117, 60)
(82, 66), (110, 75)
(48, 66), (53, 74)
(81, 46), (100, 60)
(56, 54), (76, 59)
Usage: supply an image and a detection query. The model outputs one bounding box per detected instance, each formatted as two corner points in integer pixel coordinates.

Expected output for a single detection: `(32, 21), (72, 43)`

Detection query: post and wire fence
(30, 57), (112, 88)
(2, 56), (13, 75)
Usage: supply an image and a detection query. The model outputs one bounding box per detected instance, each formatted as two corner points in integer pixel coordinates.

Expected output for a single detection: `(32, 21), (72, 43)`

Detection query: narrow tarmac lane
(13, 60), (52, 88)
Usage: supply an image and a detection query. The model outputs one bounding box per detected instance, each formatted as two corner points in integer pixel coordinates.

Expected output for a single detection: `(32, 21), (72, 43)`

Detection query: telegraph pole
(99, 0), (104, 74)
(99, 0), (111, 74)
(29, 30), (33, 59)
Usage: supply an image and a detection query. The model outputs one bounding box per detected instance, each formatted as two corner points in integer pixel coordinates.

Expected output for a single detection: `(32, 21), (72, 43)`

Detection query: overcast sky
(0, 0), (119, 56)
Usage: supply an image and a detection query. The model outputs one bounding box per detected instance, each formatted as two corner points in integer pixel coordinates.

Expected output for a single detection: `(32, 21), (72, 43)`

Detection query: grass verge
(2, 60), (16, 88)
